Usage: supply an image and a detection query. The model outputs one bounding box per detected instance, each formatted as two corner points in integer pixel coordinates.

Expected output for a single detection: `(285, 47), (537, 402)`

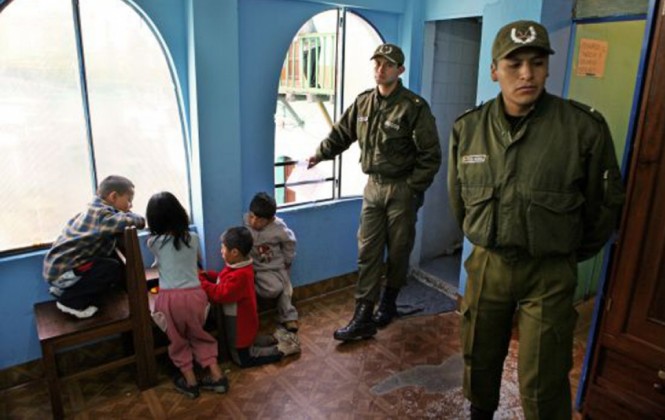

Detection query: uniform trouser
(356, 177), (418, 302)
(461, 246), (578, 420)
(255, 269), (298, 322)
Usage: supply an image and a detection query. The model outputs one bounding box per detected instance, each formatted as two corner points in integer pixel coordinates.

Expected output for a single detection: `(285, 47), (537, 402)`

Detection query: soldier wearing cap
(307, 43), (441, 341)
(448, 20), (625, 419)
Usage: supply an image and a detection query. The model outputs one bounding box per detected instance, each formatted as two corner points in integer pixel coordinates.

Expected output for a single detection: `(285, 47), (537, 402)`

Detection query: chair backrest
(120, 226), (157, 383)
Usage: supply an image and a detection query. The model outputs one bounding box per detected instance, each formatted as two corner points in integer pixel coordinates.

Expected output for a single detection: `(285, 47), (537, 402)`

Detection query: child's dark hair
(97, 175), (134, 198)
(221, 226), (253, 257)
(146, 192), (191, 250)
(249, 192), (277, 219)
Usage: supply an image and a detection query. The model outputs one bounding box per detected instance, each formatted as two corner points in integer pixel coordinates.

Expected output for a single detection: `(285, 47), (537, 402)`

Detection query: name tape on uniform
(462, 154), (488, 164)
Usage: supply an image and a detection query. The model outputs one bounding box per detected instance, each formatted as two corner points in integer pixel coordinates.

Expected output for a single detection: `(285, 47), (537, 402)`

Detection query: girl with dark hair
(146, 192), (228, 399)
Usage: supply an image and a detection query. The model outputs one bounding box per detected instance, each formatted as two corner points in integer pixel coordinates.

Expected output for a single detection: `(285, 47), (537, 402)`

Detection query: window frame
(274, 8), (384, 208)
(0, 0), (191, 256)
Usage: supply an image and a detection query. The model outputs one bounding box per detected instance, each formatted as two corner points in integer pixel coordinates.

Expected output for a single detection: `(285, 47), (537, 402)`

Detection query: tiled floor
(0, 286), (590, 419)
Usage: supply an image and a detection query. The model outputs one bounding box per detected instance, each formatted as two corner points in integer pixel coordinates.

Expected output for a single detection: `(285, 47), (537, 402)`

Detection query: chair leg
(42, 342), (64, 420)
(132, 317), (157, 389)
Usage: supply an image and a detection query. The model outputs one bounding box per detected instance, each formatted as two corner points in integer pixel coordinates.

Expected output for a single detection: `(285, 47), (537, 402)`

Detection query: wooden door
(582, 1), (665, 418)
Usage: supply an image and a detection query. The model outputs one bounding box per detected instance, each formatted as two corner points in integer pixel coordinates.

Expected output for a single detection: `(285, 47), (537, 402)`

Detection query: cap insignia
(510, 26), (536, 45)
(378, 45), (393, 54)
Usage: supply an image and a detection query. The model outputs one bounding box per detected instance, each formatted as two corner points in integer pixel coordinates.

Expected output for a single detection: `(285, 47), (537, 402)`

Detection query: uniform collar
(374, 79), (404, 105)
(493, 90), (551, 133)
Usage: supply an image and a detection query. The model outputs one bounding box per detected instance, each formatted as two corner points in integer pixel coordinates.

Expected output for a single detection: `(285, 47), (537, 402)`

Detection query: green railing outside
(279, 32), (336, 96)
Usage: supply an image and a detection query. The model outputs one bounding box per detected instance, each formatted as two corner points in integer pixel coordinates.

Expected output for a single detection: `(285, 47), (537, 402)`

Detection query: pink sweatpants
(154, 287), (218, 373)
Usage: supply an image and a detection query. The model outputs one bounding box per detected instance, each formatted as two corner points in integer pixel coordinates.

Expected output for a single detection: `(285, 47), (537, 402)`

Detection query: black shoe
(372, 287), (399, 328)
(333, 300), (377, 341)
(200, 375), (229, 394)
(470, 405), (494, 420)
(174, 376), (200, 399)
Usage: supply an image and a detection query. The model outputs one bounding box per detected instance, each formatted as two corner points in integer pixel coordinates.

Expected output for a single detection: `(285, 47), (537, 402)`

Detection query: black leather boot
(333, 300), (377, 341)
(372, 287), (399, 328)
(470, 405), (494, 420)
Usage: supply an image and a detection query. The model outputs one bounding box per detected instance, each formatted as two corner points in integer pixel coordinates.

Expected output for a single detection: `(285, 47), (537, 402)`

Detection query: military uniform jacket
(448, 92), (625, 261)
(315, 81), (441, 193)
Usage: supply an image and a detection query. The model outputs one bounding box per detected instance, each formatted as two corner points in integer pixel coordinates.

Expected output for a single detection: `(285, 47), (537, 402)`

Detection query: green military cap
(371, 43), (405, 66)
(492, 20), (555, 61)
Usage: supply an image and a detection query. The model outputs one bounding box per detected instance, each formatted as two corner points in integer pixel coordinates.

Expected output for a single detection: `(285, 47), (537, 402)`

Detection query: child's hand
(198, 271), (215, 284)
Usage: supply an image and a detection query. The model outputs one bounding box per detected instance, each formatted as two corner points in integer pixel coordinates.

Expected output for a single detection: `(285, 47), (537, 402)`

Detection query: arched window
(0, 0), (190, 254)
(274, 9), (382, 205)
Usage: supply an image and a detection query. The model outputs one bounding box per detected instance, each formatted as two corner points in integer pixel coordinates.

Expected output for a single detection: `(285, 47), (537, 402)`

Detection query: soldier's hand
(306, 156), (320, 169)
(413, 191), (425, 211)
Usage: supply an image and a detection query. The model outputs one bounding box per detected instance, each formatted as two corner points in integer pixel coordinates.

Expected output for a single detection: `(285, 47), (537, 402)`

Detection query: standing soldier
(448, 20), (625, 419)
(308, 43), (441, 341)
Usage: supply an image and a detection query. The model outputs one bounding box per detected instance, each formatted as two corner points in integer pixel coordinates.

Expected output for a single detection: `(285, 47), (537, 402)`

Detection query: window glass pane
(0, 0), (92, 251)
(275, 11), (338, 205)
(79, 0), (190, 217)
(274, 10), (382, 205)
(340, 12), (382, 198)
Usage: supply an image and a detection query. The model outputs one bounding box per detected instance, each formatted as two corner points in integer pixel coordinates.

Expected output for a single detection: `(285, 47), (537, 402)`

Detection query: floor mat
(396, 276), (457, 317)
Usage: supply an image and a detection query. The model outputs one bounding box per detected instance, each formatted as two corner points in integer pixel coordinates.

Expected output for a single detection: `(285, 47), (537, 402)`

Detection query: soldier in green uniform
(307, 43), (441, 341)
(448, 21), (625, 419)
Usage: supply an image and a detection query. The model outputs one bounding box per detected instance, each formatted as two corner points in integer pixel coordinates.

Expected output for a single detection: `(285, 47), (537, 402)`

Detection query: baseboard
(257, 272), (357, 313)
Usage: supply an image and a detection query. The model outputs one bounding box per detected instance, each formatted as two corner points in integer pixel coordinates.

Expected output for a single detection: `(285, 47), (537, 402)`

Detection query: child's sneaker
(200, 375), (229, 394)
(273, 325), (290, 342)
(283, 320), (299, 332)
(174, 376), (200, 399)
(275, 328), (301, 357)
(277, 337), (301, 357)
(56, 302), (98, 319)
(273, 325), (300, 345)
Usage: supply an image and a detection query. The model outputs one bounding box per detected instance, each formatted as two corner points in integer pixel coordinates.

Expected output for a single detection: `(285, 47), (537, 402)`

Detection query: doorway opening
(412, 17), (482, 299)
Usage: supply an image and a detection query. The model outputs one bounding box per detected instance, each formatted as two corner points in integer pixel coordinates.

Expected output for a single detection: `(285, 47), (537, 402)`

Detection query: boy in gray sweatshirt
(244, 193), (299, 332)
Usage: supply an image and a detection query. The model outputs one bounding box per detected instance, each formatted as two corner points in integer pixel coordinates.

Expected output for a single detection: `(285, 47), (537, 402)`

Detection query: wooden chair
(33, 226), (157, 419)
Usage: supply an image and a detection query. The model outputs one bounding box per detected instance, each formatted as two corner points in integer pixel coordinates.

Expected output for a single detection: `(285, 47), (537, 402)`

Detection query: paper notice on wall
(576, 38), (608, 78)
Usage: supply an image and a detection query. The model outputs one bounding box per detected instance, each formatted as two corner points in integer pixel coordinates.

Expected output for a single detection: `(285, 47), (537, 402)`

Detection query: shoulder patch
(567, 99), (605, 122)
(455, 102), (484, 122)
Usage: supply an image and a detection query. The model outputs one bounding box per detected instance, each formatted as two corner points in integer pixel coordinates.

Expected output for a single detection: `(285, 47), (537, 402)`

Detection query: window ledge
(278, 196), (362, 215)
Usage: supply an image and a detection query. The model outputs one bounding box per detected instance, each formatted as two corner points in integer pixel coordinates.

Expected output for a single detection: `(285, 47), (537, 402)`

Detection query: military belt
(369, 173), (408, 184)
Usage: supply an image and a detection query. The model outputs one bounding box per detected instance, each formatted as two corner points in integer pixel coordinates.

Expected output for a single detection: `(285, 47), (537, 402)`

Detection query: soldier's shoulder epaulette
(358, 88), (374, 97)
(567, 99), (605, 123)
(400, 88), (427, 106)
(455, 102), (484, 122)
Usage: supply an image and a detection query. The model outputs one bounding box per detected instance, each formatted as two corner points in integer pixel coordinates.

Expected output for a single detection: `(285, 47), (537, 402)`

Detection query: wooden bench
(33, 226), (157, 419)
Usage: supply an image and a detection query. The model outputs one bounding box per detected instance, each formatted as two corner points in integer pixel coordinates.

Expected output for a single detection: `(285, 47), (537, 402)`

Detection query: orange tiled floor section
(0, 287), (589, 419)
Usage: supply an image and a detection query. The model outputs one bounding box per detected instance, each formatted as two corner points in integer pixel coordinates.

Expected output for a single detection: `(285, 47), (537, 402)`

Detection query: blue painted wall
(0, 0), (572, 370)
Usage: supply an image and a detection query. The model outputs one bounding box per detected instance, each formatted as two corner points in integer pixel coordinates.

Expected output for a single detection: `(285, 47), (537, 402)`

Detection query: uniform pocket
(377, 136), (415, 167)
(461, 186), (495, 247)
(526, 191), (584, 256)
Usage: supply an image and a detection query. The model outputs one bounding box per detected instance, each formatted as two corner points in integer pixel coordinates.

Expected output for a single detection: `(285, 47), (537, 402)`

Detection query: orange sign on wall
(576, 38), (609, 77)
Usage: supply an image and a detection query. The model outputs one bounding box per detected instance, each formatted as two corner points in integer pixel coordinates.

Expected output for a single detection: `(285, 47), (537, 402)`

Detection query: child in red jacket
(199, 227), (300, 367)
